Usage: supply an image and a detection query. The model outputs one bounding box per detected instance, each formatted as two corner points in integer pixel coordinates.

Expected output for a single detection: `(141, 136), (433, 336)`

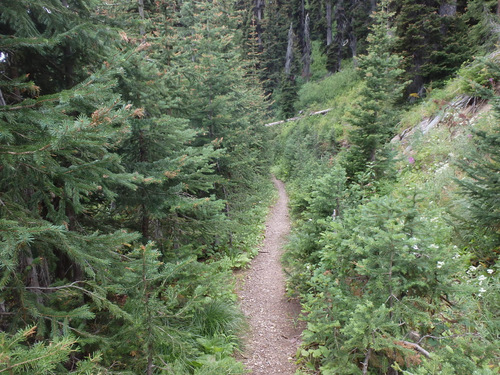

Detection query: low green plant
(295, 62), (360, 111)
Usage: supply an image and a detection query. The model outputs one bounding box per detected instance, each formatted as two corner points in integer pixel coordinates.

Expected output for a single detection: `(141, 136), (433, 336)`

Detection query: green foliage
(276, 75), (299, 119)
(0, 326), (103, 374)
(464, 0), (500, 53)
(100, 243), (246, 374)
(0, 0), (274, 372)
(274, 5), (500, 372)
(458, 54), (500, 99)
(296, 61), (360, 110)
(455, 62), (500, 265)
(344, 0), (405, 179)
(391, 0), (473, 96)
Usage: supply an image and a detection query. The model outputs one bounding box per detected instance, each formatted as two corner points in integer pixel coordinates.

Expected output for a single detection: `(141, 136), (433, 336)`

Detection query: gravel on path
(236, 176), (304, 375)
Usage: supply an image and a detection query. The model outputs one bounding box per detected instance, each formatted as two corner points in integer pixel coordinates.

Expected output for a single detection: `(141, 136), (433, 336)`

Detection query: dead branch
(397, 340), (431, 358)
(0, 144), (51, 155)
(362, 348), (372, 375)
(264, 108), (333, 127)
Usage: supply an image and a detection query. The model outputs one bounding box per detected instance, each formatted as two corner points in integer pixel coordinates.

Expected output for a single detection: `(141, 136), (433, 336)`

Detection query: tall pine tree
(344, 0), (404, 179)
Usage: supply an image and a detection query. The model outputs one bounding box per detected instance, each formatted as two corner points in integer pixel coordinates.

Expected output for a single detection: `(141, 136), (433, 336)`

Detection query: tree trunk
(0, 87), (6, 106)
(138, 0), (145, 36)
(302, 14), (311, 80)
(326, 0), (333, 46)
(254, 0), (264, 48)
(285, 23), (294, 75)
(333, 0), (346, 72)
(20, 248), (48, 305)
(362, 348), (372, 375)
(63, 44), (74, 89)
(439, 0), (457, 16)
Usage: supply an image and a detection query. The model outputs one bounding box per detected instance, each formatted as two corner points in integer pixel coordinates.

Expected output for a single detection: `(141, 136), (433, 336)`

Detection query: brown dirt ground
(235, 177), (304, 374)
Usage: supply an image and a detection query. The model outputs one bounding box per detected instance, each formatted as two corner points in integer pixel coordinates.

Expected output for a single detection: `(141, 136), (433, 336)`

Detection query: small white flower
(479, 288), (486, 293)
(437, 261), (445, 269)
(469, 265), (477, 272)
(487, 269), (494, 274)
(429, 244), (439, 249)
(452, 253), (461, 260)
(412, 245), (419, 250)
(478, 275), (487, 281)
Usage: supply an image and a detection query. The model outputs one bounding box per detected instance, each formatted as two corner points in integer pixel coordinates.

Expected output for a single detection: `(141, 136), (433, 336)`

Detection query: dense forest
(0, 0), (499, 374)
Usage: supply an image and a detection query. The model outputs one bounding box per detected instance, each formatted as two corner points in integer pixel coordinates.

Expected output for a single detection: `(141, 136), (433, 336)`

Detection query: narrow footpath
(236, 177), (304, 374)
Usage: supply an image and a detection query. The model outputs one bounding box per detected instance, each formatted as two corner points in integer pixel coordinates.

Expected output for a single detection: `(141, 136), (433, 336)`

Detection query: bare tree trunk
(302, 14), (311, 80)
(285, 23), (294, 75)
(326, 0), (333, 46)
(60, 0), (74, 89)
(333, 0), (346, 72)
(299, 0), (305, 49)
(0, 87), (6, 106)
(254, 0), (265, 48)
(439, 0), (457, 16)
(138, 0), (145, 36)
(350, 35), (357, 67)
(439, 1), (457, 35)
(362, 348), (372, 375)
(20, 248), (46, 305)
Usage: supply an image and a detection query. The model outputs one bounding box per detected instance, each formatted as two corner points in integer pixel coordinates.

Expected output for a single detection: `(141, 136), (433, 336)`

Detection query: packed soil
(236, 177), (304, 374)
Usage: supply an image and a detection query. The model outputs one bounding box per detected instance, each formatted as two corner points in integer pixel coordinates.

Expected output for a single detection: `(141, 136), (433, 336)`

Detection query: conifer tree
(392, 0), (471, 96)
(100, 0), (230, 255)
(344, 0), (404, 179)
(0, 0), (143, 368)
(456, 58), (500, 264)
(303, 193), (470, 373)
(326, 0), (374, 72)
(465, 0), (500, 52)
(175, 0), (270, 197)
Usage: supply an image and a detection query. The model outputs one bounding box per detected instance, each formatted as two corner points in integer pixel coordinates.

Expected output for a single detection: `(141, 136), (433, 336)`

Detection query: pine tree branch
(24, 280), (86, 291)
(417, 333), (481, 345)
(0, 340), (75, 373)
(2, 98), (59, 111)
(0, 144), (51, 155)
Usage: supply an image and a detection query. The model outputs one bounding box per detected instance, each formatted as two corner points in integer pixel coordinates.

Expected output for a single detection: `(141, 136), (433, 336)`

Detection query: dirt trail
(236, 177), (304, 374)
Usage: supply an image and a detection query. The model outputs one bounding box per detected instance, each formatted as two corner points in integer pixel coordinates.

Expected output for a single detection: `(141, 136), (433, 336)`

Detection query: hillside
(273, 52), (499, 374)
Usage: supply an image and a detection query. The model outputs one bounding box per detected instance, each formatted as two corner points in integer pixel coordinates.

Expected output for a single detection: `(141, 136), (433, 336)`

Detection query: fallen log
(264, 108), (333, 127)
